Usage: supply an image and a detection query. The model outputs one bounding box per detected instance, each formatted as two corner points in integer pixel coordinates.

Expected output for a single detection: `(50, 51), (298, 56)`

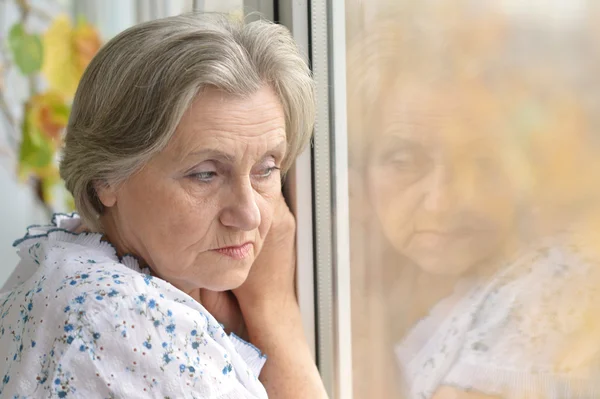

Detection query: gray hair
(60, 12), (315, 231)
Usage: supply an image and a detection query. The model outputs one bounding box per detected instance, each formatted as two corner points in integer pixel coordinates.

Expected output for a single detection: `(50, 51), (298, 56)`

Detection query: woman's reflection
(367, 82), (518, 278)
(348, 5), (600, 398)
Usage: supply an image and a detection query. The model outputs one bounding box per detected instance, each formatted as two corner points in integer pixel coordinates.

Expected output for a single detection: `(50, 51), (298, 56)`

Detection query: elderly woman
(0, 13), (327, 399)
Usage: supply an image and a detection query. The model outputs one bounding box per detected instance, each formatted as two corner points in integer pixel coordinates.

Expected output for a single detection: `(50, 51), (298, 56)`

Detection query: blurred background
(2, 0), (600, 397)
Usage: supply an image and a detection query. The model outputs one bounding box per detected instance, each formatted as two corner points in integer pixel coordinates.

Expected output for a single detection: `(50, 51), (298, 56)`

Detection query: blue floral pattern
(0, 214), (267, 398)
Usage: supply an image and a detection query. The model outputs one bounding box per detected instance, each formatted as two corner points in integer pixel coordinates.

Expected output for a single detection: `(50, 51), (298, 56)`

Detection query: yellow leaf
(73, 22), (102, 72)
(41, 15), (101, 98)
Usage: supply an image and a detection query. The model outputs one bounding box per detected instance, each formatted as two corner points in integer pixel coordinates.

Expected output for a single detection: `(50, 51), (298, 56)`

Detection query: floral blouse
(0, 213), (268, 398)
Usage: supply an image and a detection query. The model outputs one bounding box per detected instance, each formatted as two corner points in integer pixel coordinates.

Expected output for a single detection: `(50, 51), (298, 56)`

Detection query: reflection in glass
(346, 1), (600, 398)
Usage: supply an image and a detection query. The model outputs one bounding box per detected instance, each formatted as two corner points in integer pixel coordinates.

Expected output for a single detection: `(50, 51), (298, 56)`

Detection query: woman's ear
(94, 181), (117, 208)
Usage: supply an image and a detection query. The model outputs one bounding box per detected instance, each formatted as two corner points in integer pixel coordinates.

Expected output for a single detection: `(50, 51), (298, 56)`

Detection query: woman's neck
(76, 217), (202, 303)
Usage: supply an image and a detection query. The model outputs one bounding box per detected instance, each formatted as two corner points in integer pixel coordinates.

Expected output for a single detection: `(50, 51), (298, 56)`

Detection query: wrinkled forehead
(164, 86), (287, 161)
(377, 79), (506, 153)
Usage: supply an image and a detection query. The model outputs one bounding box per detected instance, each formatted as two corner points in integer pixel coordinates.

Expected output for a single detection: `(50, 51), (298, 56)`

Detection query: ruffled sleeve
(229, 333), (267, 378)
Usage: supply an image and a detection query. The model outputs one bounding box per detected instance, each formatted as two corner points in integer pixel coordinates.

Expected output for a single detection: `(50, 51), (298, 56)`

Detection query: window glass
(345, 1), (600, 397)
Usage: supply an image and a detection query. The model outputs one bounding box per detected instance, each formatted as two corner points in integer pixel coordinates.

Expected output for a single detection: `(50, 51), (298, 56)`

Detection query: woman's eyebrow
(184, 139), (287, 163)
(268, 139), (288, 156)
(185, 149), (235, 162)
(378, 134), (422, 150)
(381, 121), (432, 142)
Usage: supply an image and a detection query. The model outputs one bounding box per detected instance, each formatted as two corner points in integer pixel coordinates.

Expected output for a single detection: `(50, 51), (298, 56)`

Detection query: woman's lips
(213, 243), (253, 260)
(411, 228), (486, 247)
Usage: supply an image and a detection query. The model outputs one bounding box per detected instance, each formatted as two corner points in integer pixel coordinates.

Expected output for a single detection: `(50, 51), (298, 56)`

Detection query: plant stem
(0, 91), (16, 128)
(16, 0), (30, 20)
(34, 178), (53, 218)
(0, 89), (19, 151)
(0, 145), (15, 160)
(30, 6), (53, 22)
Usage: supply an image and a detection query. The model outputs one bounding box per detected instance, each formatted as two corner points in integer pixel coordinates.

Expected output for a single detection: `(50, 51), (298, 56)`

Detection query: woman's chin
(204, 268), (252, 292)
(402, 237), (501, 277)
(407, 251), (482, 277)
(417, 260), (473, 277)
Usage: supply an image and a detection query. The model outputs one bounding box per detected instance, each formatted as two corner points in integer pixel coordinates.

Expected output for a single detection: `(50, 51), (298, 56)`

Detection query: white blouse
(0, 213), (268, 398)
(396, 239), (600, 399)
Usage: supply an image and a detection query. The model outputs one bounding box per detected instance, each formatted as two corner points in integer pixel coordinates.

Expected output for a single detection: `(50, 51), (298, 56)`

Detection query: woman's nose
(422, 164), (460, 214)
(219, 180), (261, 231)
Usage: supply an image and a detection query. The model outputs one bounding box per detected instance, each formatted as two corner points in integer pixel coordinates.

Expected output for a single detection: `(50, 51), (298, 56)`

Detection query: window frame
(280, 0), (354, 397)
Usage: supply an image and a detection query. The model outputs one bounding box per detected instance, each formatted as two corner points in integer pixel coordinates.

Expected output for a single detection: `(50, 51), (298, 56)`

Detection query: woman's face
(367, 84), (518, 276)
(99, 86), (286, 292)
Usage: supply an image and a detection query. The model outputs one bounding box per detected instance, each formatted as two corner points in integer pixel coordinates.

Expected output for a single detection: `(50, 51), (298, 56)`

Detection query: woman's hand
(233, 193), (297, 309)
(233, 192), (329, 398)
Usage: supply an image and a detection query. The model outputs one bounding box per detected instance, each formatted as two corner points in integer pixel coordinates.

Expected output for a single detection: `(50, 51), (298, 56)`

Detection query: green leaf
(19, 121), (53, 169)
(8, 23), (44, 75)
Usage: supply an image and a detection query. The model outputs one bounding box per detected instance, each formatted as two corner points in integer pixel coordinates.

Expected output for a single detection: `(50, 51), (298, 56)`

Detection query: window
(313, 0), (600, 398)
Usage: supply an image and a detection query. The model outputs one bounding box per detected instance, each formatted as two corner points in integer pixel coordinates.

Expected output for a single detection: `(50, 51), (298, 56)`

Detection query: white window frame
(280, 0), (353, 397)
(278, 0), (317, 362)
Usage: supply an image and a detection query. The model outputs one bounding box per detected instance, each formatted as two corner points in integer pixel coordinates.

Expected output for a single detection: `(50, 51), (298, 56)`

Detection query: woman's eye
(191, 171), (217, 182)
(384, 151), (417, 168)
(391, 154), (413, 165)
(256, 166), (280, 179)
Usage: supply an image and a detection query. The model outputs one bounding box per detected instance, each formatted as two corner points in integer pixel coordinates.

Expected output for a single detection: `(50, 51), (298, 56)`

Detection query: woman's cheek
(370, 173), (409, 214)
(258, 199), (276, 237)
